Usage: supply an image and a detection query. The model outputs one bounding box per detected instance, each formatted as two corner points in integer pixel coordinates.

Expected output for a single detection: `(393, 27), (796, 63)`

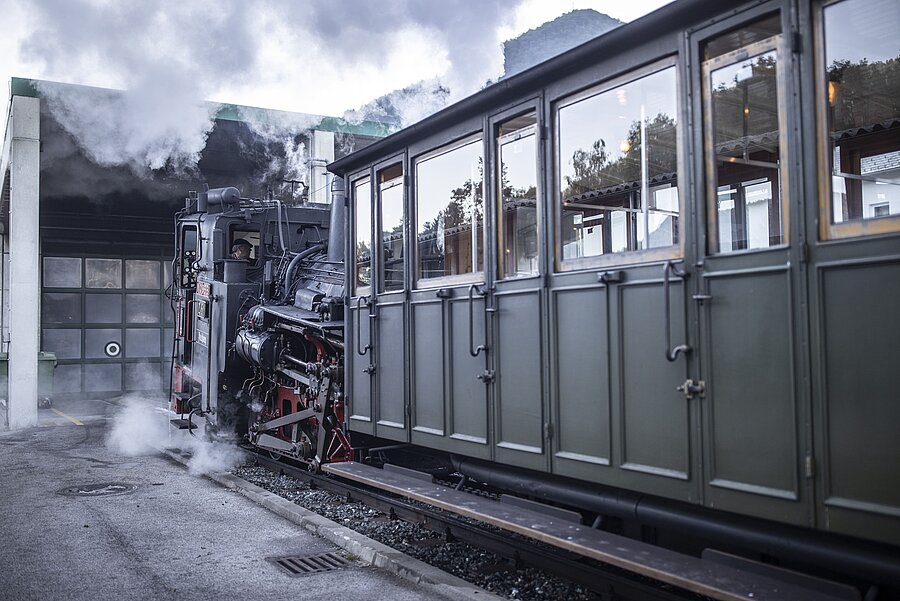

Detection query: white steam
(15, 0), (524, 160)
(36, 80), (218, 178)
(236, 107), (321, 200)
(106, 395), (246, 476)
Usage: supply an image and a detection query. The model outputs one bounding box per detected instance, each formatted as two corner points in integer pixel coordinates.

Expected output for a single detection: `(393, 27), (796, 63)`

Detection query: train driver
(231, 239), (252, 260)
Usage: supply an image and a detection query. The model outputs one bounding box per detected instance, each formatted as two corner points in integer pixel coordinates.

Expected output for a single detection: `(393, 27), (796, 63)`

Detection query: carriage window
(822, 0), (900, 234)
(415, 139), (484, 282)
(498, 114), (539, 279)
(558, 66), (679, 263)
(704, 24), (785, 253)
(378, 165), (405, 293)
(353, 178), (372, 295)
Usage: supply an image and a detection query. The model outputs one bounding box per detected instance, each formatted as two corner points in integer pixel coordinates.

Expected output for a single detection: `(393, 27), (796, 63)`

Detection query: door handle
(663, 261), (692, 362)
(468, 284), (487, 357)
(355, 296), (371, 356)
(185, 300), (196, 343)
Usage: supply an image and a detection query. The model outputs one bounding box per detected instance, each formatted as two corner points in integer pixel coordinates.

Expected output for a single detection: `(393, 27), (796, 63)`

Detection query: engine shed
(0, 77), (389, 429)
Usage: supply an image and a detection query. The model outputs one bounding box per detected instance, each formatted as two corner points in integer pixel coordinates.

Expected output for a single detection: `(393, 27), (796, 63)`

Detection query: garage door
(41, 256), (174, 397)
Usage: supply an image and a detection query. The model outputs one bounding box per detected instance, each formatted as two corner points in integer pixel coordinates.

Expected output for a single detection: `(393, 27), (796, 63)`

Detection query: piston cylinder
(234, 329), (278, 370)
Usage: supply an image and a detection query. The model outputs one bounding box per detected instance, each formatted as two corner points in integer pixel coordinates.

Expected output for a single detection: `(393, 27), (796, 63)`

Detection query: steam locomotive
(171, 0), (900, 595)
(170, 183), (351, 471)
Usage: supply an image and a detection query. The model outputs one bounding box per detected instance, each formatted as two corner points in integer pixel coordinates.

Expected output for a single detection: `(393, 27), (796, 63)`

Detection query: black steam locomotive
(170, 183), (351, 470)
(172, 0), (900, 596)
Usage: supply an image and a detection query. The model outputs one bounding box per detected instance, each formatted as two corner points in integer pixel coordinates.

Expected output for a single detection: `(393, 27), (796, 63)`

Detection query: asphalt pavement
(0, 397), (445, 601)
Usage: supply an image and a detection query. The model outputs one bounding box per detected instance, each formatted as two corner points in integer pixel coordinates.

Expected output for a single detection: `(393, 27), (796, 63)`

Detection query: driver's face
(231, 245), (250, 259)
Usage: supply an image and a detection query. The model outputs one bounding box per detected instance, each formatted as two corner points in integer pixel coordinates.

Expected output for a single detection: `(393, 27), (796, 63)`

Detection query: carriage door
(696, 17), (809, 524)
(373, 163), (409, 442)
(809, 0), (900, 542)
(551, 61), (692, 499)
(347, 176), (375, 435)
(409, 137), (490, 459)
(491, 111), (548, 471)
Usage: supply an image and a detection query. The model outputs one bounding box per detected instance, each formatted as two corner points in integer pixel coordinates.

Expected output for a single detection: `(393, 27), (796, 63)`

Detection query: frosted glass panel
(126, 328), (160, 358)
(126, 294), (161, 324)
(85, 259), (122, 289)
(42, 329), (81, 359)
(42, 293), (82, 324)
(125, 362), (162, 390)
(84, 364), (122, 392)
(85, 294), (122, 324)
(85, 328), (122, 359)
(53, 364), (82, 393)
(43, 257), (82, 288)
(126, 260), (160, 289)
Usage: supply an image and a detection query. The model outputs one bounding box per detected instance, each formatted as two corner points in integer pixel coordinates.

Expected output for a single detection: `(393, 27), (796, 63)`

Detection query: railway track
(244, 450), (705, 601)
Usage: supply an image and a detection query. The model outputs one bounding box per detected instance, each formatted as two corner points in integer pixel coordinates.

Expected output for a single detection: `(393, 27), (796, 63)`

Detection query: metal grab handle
(663, 261), (691, 362)
(355, 296), (371, 356)
(468, 284), (487, 357)
(185, 300), (196, 343)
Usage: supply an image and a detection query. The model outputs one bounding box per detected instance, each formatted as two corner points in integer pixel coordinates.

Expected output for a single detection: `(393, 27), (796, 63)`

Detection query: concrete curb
(160, 448), (499, 601)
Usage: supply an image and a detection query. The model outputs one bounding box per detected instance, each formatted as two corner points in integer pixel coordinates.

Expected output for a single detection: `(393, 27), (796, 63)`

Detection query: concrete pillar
(6, 96), (40, 430)
(309, 129), (335, 205)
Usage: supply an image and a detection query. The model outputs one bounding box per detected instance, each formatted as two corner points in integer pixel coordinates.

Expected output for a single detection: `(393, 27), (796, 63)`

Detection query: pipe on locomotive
(280, 244), (326, 300)
(327, 176), (345, 264)
(450, 456), (900, 588)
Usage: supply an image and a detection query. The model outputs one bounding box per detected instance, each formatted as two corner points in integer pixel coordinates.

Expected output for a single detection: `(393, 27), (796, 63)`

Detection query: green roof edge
(9, 77), (393, 137)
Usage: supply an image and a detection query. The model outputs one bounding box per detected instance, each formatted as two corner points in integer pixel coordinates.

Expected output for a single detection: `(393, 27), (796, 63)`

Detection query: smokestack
(327, 176), (345, 264)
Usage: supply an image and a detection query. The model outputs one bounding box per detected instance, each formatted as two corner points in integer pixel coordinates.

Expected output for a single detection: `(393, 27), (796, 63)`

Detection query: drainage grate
(267, 552), (351, 577)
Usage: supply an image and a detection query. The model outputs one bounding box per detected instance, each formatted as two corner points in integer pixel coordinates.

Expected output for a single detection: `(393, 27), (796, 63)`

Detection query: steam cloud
(106, 395), (246, 476)
(13, 0), (522, 183)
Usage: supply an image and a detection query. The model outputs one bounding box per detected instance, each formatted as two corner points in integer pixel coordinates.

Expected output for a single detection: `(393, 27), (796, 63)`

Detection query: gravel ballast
(233, 464), (600, 601)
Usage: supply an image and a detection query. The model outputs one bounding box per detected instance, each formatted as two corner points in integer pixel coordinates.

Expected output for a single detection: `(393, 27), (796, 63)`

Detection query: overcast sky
(0, 0), (672, 182)
(1, 0), (670, 118)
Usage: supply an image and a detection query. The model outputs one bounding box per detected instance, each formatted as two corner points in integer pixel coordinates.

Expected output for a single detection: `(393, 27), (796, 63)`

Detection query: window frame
(814, 0), (900, 240)
(496, 115), (541, 282)
(553, 55), (684, 273)
(350, 173), (373, 297)
(413, 133), (486, 289)
(702, 33), (791, 255)
(377, 167), (405, 294)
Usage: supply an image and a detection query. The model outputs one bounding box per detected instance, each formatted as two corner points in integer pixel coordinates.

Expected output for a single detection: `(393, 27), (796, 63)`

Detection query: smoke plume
(13, 0), (523, 179)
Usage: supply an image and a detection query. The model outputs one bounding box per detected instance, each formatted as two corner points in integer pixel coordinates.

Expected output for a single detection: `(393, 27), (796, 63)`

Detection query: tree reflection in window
(499, 115), (539, 279)
(416, 140), (484, 281)
(824, 0), (900, 226)
(379, 167), (404, 293)
(558, 66), (679, 261)
(353, 179), (372, 294)
(707, 48), (784, 252)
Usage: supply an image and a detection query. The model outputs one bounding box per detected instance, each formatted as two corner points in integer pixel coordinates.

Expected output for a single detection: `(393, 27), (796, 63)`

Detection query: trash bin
(38, 352), (57, 408)
(0, 352), (57, 408)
